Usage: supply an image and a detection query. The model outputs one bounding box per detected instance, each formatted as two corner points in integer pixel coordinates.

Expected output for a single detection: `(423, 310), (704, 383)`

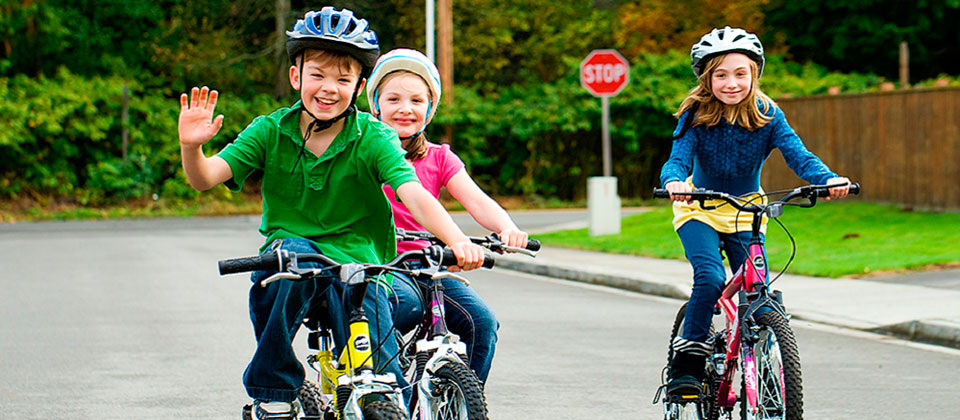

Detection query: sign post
(580, 49), (629, 236)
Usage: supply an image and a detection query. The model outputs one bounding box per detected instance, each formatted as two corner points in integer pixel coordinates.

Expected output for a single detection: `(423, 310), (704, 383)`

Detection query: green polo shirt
(217, 102), (419, 265)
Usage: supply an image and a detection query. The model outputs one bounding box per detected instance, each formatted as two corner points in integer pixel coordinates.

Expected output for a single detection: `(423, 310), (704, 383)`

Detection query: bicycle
(651, 182), (860, 420)
(219, 245), (493, 420)
(393, 229), (540, 420)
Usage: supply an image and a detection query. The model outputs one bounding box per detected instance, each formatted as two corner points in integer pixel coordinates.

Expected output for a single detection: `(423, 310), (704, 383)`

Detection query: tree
(613, 0), (769, 58)
(761, 0), (960, 82)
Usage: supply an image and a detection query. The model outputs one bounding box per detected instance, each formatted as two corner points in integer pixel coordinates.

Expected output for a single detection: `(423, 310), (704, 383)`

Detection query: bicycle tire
(413, 361), (488, 420)
(740, 311), (803, 420)
(666, 303), (718, 420)
(299, 380), (325, 418)
(361, 400), (405, 420)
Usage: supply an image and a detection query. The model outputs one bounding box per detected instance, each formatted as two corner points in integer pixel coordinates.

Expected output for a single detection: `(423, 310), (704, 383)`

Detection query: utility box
(587, 176), (621, 236)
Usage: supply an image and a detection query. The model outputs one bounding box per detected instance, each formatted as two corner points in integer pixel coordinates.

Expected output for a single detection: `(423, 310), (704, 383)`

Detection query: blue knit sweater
(659, 103), (836, 196)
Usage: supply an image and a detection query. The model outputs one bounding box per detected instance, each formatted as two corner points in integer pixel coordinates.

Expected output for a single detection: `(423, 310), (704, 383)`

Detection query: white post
(426, 0), (435, 62)
(588, 176), (621, 236)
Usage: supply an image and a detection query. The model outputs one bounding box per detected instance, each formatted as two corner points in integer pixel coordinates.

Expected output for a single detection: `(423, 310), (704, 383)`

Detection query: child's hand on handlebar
(497, 228), (529, 251)
(446, 241), (485, 272)
(824, 177), (851, 201)
(665, 180), (694, 204)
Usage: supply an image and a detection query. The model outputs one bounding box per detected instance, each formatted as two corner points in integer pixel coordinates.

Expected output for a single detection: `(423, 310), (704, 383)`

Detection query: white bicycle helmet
(690, 26), (764, 78)
(286, 7), (380, 77)
(366, 48), (443, 125)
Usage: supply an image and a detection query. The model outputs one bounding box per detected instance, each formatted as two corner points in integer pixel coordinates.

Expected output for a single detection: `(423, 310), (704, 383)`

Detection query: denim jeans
(676, 220), (766, 344)
(242, 237), (408, 402)
(390, 269), (499, 383)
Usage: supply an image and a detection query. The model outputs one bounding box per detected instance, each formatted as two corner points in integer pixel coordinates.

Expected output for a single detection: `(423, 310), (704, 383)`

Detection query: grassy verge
(0, 190), (263, 223)
(536, 201), (960, 278)
(0, 190), (655, 223)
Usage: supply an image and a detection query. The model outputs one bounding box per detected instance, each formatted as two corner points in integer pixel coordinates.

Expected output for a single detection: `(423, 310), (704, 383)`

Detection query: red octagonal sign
(580, 49), (630, 97)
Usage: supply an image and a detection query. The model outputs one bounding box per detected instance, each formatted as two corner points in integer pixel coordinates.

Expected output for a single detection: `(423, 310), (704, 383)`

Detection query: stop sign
(580, 49), (629, 97)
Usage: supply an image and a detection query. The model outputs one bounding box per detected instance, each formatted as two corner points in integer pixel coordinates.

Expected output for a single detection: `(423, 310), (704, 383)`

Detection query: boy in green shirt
(177, 7), (484, 418)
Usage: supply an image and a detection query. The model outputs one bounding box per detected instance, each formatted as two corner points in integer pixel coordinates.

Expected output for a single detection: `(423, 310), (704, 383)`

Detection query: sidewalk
(497, 246), (960, 349)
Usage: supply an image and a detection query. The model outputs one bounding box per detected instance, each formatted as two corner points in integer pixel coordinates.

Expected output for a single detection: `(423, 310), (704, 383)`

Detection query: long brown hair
(674, 54), (775, 131)
(376, 70), (433, 161)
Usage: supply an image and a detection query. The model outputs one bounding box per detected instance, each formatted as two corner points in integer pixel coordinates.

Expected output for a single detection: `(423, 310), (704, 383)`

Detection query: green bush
(0, 67), (284, 202)
(0, 54), (893, 204)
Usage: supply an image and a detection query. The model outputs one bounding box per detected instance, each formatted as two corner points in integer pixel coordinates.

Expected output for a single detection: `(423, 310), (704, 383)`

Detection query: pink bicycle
(652, 183), (860, 420)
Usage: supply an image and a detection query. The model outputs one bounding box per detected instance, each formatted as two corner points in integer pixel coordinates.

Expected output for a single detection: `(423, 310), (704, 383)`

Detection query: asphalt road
(2, 216), (959, 419)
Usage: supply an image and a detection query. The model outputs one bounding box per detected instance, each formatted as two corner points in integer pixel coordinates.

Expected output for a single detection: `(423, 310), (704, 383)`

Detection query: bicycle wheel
(299, 380), (328, 419)
(413, 361), (488, 420)
(740, 311), (802, 420)
(361, 400), (405, 420)
(665, 303), (718, 420)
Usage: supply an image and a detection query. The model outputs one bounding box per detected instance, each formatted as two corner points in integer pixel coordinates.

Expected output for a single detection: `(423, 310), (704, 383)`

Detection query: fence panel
(761, 87), (960, 210)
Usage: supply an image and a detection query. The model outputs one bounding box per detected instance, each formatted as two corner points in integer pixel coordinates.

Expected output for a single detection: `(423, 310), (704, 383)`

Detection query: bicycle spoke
(754, 327), (785, 420)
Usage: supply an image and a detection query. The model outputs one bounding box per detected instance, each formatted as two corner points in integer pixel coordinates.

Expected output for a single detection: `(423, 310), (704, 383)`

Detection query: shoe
(666, 373), (702, 396)
(666, 350), (707, 396)
(242, 400), (300, 420)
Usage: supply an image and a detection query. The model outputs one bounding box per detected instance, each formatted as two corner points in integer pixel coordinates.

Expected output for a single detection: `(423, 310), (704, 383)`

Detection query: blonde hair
(375, 70), (435, 161)
(674, 54), (775, 131)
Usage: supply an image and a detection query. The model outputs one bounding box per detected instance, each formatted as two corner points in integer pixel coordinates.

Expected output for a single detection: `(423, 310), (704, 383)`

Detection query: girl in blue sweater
(659, 26), (851, 395)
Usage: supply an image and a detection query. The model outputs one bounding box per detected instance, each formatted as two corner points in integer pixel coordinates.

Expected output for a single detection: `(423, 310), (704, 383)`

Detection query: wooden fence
(761, 87), (960, 211)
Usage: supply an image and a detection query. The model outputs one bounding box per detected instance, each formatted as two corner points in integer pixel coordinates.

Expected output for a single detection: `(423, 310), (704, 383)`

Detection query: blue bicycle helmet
(286, 7), (380, 77)
(690, 26), (764, 78)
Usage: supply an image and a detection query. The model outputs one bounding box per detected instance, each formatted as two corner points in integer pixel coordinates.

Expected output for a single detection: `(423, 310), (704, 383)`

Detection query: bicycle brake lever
(432, 271), (471, 286)
(260, 272), (303, 287)
(500, 244), (538, 257)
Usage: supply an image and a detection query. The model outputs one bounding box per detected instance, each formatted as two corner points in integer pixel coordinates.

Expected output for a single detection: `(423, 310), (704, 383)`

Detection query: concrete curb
(498, 254), (960, 350)
(877, 319), (960, 348)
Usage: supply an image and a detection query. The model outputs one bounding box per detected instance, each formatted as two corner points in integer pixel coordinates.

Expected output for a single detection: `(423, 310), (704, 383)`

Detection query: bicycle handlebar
(396, 229), (541, 255)
(652, 182), (860, 212)
(218, 245), (493, 277)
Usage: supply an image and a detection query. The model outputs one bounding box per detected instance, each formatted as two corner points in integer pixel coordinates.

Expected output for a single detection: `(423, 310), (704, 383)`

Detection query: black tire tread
(430, 362), (488, 420)
(298, 380), (324, 418)
(361, 400), (405, 420)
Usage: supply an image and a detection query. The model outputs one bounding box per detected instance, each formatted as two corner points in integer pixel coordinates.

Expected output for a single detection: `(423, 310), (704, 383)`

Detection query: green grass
(0, 192), (263, 223)
(536, 201), (960, 278)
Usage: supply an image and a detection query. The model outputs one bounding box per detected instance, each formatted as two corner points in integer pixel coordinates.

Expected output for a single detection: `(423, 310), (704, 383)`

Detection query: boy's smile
(376, 72), (431, 139)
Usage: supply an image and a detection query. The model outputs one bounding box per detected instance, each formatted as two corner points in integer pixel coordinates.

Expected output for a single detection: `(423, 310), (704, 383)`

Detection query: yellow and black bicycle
(219, 246), (492, 419)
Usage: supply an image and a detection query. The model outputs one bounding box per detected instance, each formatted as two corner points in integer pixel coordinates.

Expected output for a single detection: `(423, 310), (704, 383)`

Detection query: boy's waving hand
(179, 86), (225, 147)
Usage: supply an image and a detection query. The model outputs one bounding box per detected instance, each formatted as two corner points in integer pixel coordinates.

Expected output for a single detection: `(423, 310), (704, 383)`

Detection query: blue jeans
(676, 220), (766, 344)
(390, 270), (499, 383)
(242, 237), (408, 402)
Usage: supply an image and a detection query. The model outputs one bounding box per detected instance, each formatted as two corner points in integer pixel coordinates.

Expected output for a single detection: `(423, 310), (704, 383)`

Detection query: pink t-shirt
(383, 142), (465, 253)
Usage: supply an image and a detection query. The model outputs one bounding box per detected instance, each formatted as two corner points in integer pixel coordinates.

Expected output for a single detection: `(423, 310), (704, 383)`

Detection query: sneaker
(666, 374), (702, 396)
(666, 349), (707, 397)
(242, 400), (300, 420)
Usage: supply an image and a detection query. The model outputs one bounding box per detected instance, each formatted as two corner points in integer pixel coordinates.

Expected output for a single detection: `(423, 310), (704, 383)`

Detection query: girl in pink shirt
(368, 49), (528, 383)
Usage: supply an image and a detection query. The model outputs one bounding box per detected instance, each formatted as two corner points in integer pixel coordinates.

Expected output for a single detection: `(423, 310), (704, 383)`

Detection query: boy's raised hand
(179, 86), (225, 147)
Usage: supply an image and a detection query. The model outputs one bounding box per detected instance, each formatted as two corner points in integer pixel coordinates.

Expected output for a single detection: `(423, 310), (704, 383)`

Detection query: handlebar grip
(526, 239), (541, 252)
(653, 188), (671, 199)
(441, 248), (496, 269)
(814, 182), (861, 198)
(218, 252), (281, 275)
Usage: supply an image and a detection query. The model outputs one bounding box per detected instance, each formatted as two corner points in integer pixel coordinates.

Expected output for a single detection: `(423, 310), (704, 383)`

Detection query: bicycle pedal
(667, 393), (701, 403)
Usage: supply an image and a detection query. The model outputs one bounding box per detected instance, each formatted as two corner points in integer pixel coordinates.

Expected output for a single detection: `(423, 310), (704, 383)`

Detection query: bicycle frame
(713, 236), (777, 415)
(399, 269), (473, 420)
(304, 280), (408, 419)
